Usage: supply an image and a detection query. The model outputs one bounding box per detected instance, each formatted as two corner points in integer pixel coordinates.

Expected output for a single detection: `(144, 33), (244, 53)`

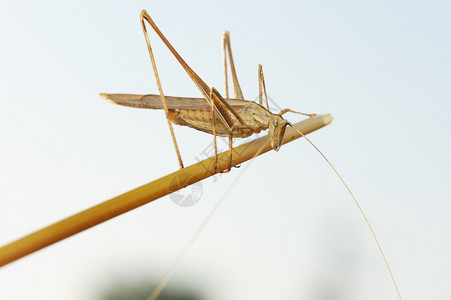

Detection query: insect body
(101, 10), (403, 300)
(100, 93), (291, 151)
(101, 10), (314, 170)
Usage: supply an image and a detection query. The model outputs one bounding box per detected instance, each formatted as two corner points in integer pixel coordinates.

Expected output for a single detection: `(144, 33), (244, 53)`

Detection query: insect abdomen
(168, 109), (258, 138)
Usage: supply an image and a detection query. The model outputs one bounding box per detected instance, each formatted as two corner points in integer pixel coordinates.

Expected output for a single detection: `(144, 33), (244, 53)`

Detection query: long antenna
(289, 123), (402, 300)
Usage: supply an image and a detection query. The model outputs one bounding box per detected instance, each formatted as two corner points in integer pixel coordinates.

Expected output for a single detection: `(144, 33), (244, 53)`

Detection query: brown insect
(100, 10), (314, 171)
(100, 11), (403, 300)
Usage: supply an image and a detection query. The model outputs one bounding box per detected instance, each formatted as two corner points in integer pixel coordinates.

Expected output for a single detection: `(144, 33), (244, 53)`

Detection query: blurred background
(0, 0), (450, 299)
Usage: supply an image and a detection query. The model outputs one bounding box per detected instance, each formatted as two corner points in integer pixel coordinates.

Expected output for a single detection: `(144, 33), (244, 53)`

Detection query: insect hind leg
(223, 31), (244, 100)
(140, 10), (184, 168)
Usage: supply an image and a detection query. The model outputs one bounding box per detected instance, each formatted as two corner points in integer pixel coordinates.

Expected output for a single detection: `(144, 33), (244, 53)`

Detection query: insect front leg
(277, 108), (316, 117)
(222, 134), (233, 173)
(209, 89), (219, 173)
(258, 64), (270, 110)
(258, 64), (315, 118)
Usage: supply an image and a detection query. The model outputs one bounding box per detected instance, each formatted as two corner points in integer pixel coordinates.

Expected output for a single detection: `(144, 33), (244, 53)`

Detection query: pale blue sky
(1, 1), (450, 299)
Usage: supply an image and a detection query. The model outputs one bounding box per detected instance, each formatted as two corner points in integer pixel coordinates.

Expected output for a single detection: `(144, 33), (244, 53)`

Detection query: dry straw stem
(0, 114), (332, 267)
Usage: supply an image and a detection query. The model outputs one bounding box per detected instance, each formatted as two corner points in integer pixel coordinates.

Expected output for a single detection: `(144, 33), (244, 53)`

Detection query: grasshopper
(101, 11), (403, 300)
(101, 10), (315, 171)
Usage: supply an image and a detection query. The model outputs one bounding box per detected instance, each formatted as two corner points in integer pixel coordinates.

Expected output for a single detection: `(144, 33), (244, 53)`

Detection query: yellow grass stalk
(0, 114), (332, 267)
